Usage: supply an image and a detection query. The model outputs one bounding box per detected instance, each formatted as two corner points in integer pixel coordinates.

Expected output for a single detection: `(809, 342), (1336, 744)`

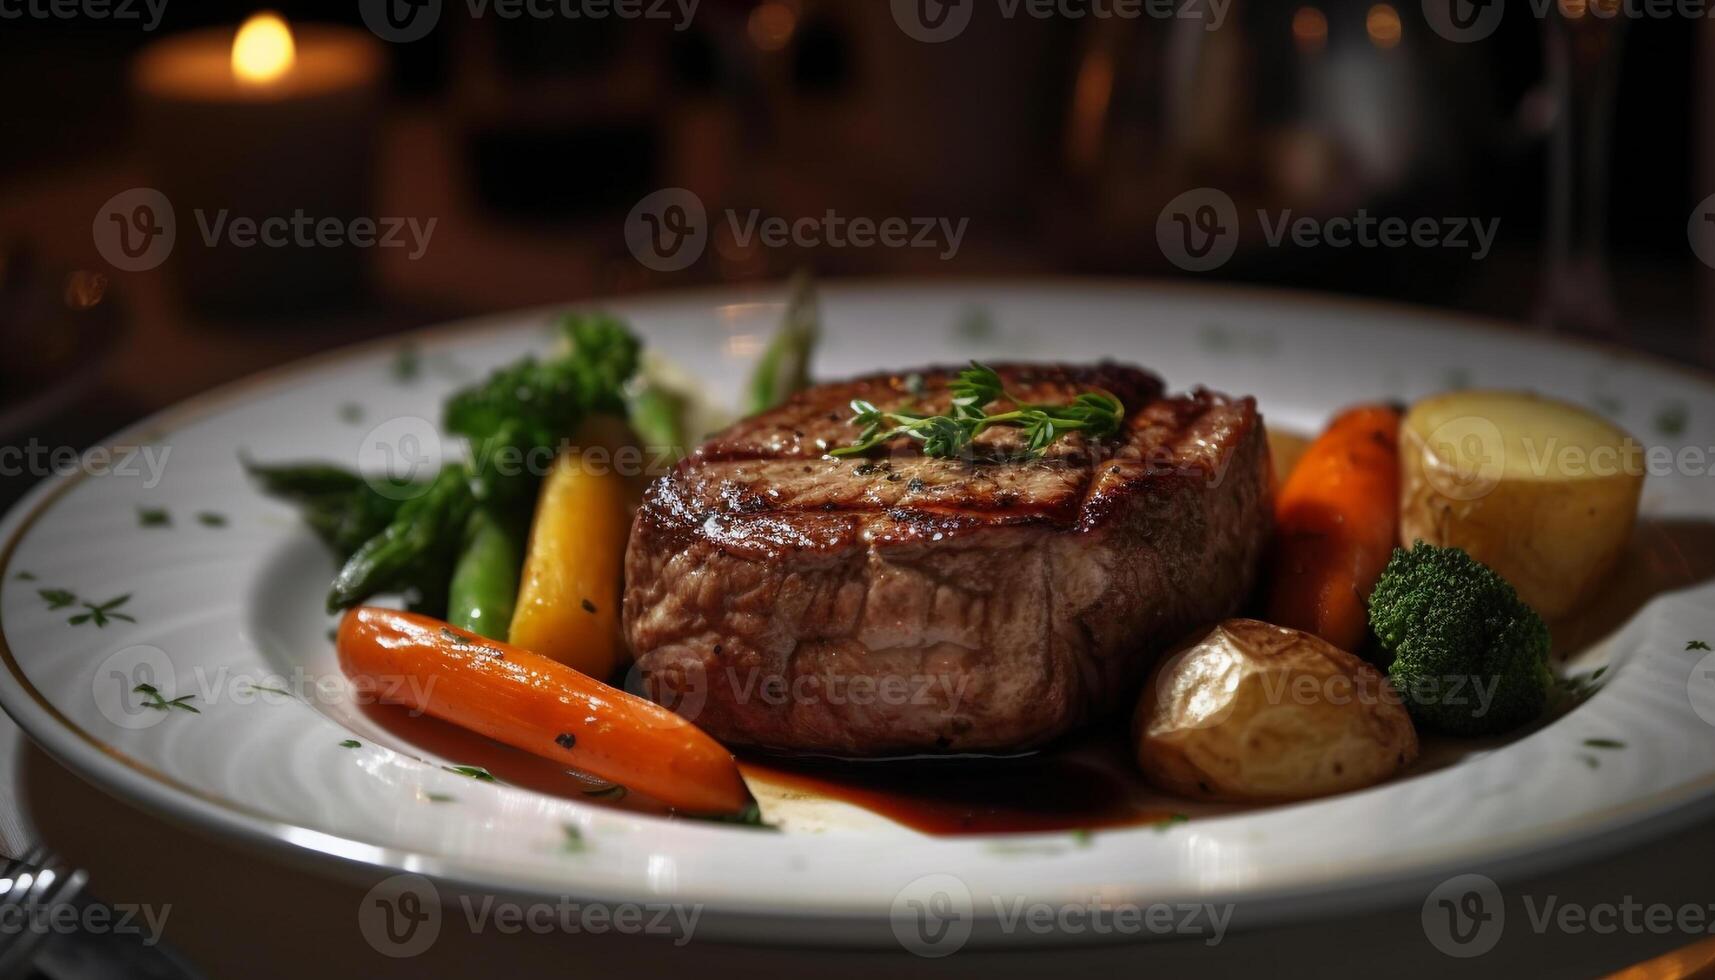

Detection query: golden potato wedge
(1399, 390), (1644, 621)
(1134, 619), (1418, 803)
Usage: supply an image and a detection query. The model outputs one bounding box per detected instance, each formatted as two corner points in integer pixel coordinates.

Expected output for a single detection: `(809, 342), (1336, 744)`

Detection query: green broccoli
(1369, 542), (1552, 736)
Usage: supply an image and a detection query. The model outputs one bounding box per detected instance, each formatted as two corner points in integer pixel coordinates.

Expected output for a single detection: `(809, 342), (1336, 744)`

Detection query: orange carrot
(337, 607), (751, 815)
(1264, 405), (1401, 652)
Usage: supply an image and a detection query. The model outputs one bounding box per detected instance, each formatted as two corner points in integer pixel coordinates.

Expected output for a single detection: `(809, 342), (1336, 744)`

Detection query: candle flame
(232, 11), (295, 85)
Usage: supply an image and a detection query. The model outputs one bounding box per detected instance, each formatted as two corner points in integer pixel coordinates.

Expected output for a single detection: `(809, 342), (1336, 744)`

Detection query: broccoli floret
(444, 312), (640, 454)
(1369, 542), (1552, 736)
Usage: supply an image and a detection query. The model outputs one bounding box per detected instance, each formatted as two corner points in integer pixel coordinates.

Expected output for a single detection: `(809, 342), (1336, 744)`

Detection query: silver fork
(0, 846), (88, 980)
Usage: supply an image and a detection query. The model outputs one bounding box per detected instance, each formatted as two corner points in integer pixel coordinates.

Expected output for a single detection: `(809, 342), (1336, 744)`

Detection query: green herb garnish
(1198, 324), (1277, 357)
(196, 512), (228, 528)
(134, 683), (199, 714)
(391, 344), (422, 383)
(1583, 738), (1626, 750)
(443, 764), (497, 782)
(1552, 667), (1607, 712)
(1153, 813), (1190, 831)
(829, 362), (1124, 459)
(138, 507), (170, 527)
(984, 842), (1067, 857)
(1690, 640), (1712, 652)
(339, 739), (361, 748)
(69, 594), (134, 627)
(16, 571), (37, 581)
(338, 402), (365, 424)
(953, 306), (996, 343)
(424, 792), (456, 803)
(682, 801), (775, 830)
(561, 824), (588, 853)
(38, 588), (76, 609)
(1655, 401), (1688, 437)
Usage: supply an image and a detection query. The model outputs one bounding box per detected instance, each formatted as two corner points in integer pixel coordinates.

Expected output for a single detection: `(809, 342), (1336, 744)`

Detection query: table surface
(4, 129), (1715, 980)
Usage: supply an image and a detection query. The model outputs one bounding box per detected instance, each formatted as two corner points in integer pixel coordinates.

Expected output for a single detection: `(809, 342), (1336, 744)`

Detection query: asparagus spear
(744, 270), (820, 415)
(626, 383), (690, 463)
(243, 459), (417, 560)
(327, 464), (472, 613)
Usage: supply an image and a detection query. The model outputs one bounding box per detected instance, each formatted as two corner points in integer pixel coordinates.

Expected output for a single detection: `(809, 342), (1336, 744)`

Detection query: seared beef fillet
(623, 364), (1272, 755)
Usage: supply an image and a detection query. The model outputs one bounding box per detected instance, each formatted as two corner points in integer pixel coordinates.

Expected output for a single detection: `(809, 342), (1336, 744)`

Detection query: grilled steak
(623, 363), (1272, 755)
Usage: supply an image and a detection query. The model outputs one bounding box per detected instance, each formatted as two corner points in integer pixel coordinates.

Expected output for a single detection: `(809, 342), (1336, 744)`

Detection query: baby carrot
(1264, 404), (1402, 652)
(337, 606), (751, 815)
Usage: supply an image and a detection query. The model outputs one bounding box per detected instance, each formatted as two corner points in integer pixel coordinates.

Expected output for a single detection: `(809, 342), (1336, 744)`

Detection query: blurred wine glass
(1536, 0), (1629, 338)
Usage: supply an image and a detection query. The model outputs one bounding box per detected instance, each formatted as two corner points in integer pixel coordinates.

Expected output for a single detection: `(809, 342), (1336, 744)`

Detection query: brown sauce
(739, 726), (1194, 835)
(361, 700), (1193, 834)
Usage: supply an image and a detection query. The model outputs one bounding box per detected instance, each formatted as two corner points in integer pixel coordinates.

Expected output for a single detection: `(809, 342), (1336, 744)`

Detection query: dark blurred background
(1, 0), (1711, 504)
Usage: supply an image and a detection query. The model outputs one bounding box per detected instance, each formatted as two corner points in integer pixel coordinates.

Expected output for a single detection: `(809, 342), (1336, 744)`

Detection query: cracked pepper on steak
(622, 363), (1273, 755)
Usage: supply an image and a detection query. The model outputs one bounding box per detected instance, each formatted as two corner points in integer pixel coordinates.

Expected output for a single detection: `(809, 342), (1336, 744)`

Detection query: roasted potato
(1399, 390), (1644, 621)
(1134, 619), (1419, 803)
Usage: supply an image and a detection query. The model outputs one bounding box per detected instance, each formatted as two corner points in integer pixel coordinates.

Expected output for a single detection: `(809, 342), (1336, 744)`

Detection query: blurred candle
(1292, 7), (1327, 55)
(1365, 4), (1402, 50)
(231, 12), (296, 84)
(132, 13), (384, 315)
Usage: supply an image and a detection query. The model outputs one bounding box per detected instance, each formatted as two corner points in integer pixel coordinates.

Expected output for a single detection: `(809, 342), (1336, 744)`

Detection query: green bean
(447, 506), (524, 640)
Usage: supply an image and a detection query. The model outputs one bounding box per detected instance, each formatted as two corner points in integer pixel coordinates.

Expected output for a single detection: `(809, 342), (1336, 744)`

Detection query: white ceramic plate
(4, 281), (1715, 948)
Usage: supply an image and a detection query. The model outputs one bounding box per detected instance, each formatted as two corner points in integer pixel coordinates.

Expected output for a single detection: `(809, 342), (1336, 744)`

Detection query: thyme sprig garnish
(828, 362), (1124, 459)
